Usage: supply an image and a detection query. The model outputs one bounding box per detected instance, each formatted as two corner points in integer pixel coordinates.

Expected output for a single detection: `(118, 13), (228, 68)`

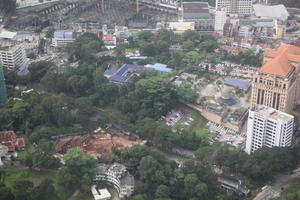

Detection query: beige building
(250, 45), (300, 114)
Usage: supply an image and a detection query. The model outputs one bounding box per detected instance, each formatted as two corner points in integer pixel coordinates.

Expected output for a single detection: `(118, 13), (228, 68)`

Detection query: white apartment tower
(215, 8), (227, 33)
(245, 105), (294, 154)
(216, 0), (253, 15)
(0, 44), (28, 71)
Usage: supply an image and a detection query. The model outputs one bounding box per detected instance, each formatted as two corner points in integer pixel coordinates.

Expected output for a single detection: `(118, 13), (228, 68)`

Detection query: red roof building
(0, 131), (26, 152)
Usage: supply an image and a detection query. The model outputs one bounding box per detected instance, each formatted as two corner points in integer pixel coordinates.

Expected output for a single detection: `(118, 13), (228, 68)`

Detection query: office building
(0, 66), (7, 104)
(216, 0), (252, 15)
(245, 105), (294, 154)
(250, 45), (300, 114)
(215, 8), (227, 33)
(0, 44), (28, 71)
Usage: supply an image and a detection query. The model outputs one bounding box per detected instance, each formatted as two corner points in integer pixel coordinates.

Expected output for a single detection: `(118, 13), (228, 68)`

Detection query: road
(253, 169), (300, 200)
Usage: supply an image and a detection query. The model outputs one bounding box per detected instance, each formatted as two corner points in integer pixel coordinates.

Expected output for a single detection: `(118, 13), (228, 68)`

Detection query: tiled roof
(260, 45), (300, 77)
(0, 131), (17, 143)
(0, 131), (25, 152)
(103, 34), (116, 41)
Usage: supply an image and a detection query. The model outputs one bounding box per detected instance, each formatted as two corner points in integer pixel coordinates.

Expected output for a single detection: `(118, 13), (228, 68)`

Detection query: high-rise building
(216, 0), (252, 15)
(250, 44), (300, 114)
(0, 65), (7, 104)
(0, 44), (28, 71)
(245, 105), (294, 154)
(215, 8), (227, 33)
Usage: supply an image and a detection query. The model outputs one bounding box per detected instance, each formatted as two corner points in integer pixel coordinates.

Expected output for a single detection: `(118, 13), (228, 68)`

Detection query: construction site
(55, 126), (146, 158)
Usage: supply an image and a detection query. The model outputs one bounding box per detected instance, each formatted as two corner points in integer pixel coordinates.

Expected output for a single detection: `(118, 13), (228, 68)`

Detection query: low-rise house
(0, 131), (25, 152)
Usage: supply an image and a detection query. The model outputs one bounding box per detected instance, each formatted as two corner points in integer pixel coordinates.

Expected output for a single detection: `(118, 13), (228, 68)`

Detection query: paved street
(253, 168), (300, 200)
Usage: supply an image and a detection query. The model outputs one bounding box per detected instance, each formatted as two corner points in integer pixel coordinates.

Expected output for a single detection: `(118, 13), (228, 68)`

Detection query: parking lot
(159, 108), (194, 131)
(206, 121), (246, 147)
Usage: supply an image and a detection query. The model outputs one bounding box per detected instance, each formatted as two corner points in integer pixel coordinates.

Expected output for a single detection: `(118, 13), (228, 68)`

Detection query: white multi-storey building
(0, 44), (28, 71)
(216, 0), (252, 15)
(95, 163), (134, 199)
(245, 105), (294, 154)
(215, 8), (227, 33)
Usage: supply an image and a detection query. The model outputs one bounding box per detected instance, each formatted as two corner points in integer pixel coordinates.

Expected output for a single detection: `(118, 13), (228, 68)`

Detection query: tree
(31, 179), (56, 200)
(28, 61), (55, 82)
(11, 180), (34, 200)
(138, 31), (155, 42)
(0, 184), (14, 200)
(56, 147), (96, 192)
(45, 28), (55, 39)
(176, 83), (198, 103)
(155, 185), (170, 199)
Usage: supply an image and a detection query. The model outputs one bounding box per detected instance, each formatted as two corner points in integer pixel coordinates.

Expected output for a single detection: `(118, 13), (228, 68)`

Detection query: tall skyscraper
(250, 45), (300, 114)
(0, 65), (7, 104)
(215, 8), (227, 33)
(245, 105), (294, 154)
(216, 0), (252, 15)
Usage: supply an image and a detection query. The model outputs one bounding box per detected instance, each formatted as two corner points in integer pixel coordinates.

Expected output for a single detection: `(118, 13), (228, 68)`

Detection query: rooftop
(253, 4), (289, 21)
(54, 31), (74, 39)
(0, 31), (17, 40)
(260, 45), (300, 77)
(224, 78), (251, 91)
(182, 2), (209, 14)
(254, 105), (294, 121)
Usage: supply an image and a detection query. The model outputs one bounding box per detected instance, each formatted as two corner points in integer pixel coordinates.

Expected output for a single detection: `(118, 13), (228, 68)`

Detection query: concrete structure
(16, 0), (60, 8)
(91, 185), (111, 200)
(275, 20), (286, 39)
(180, 2), (214, 31)
(0, 66), (7, 104)
(253, 4), (289, 21)
(0, 145), (8, 167)
(0, 44), (28, 71)
(245, 105), (294, 154)
(250, 45), (300, 114)
(95, 163), (134, 199)
(215, 8), (227, 33)
(216, 0), (252, 15)
(168, 21), (195, 31)
(217, 175), (250, 196)
(52, 31), (76, 48)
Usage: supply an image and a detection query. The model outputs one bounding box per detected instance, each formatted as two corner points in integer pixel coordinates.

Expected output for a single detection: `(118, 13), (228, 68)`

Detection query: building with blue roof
(224, 78), (251, 91)
(104, 63), (172, 84)
(104, 64), (146, 84)
(145, 63), (172, 72)
(52, 31), (76, 48)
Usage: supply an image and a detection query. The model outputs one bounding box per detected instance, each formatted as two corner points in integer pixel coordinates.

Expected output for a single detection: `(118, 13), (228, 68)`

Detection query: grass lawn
(196, 128), (214, 138)
(187, 107), (208, 132)
(4, 169), (56, 187)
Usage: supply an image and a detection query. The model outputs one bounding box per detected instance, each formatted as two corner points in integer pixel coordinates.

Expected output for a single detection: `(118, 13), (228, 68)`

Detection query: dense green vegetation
(195, 143), (300, 185)
(105, 145), (236, 200)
